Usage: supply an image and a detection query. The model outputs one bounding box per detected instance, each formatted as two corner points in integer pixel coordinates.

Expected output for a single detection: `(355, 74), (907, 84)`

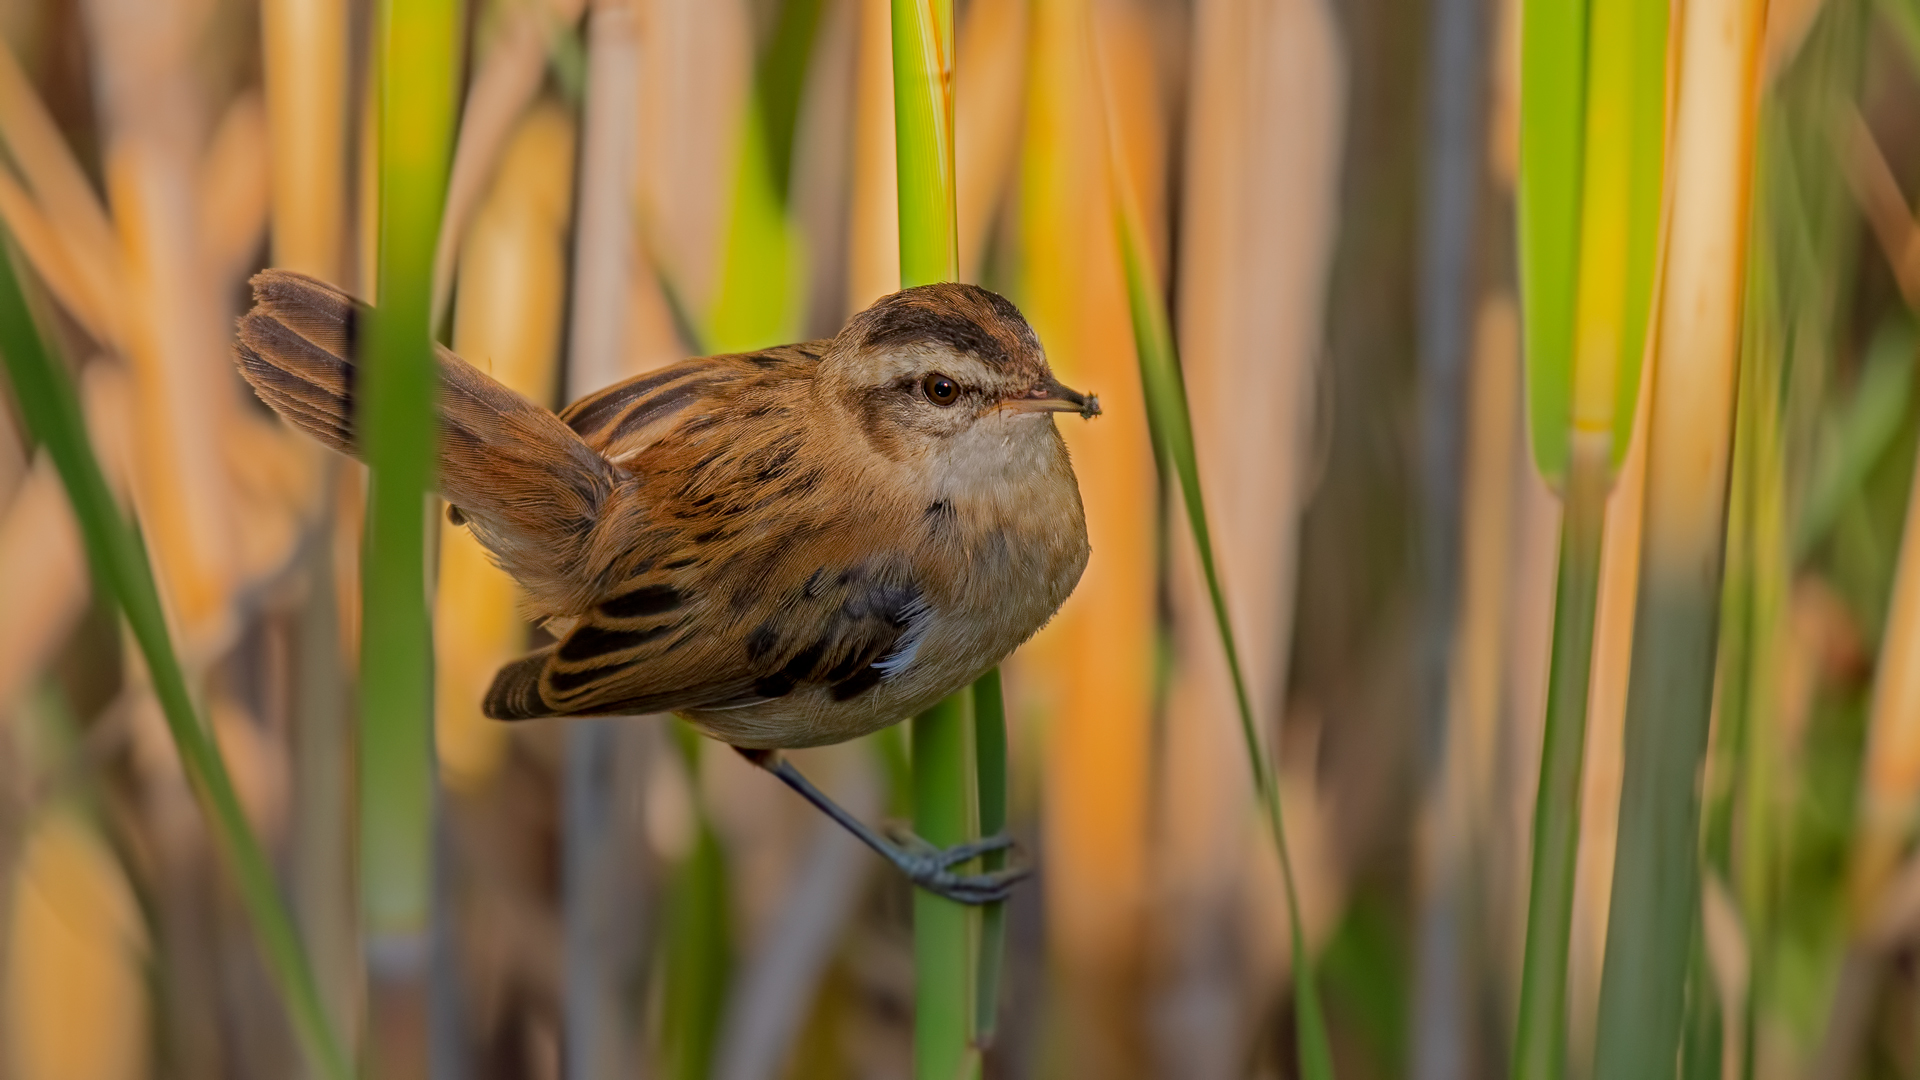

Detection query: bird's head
(820, 284), (1099, 480)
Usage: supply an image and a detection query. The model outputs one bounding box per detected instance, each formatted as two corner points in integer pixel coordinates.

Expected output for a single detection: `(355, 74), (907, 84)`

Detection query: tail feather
(235, 276), (360, 454)
(236, 325), (356, 453)
(251, 382), (354, 455)
(249, 269), (359, 358)
(483, 648), (558, 721)
(233, 269), (627, 615)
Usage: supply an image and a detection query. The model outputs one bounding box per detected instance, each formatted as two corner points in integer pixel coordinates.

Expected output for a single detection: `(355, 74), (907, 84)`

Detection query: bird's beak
(1003, 376), (1102, 419)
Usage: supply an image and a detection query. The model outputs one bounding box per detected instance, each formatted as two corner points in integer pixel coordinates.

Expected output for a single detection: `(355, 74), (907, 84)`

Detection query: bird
(231, 268), (1099, 903)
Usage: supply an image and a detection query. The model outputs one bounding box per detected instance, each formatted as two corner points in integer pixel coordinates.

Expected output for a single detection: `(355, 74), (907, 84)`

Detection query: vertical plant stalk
(1847, 343), (1920, 932)
(891, 0), (957, 287)
(262, 0), (350, 281)
(972, 668), (1009, 1044)
(1090, 29), (1332, 1070)
(363, 0), (459, 1072)
(912, 691), (979, 1079)
(892, 1), (1004, 1076)
(1591, 0), (1765, 1074)
(1516, 0), (1589, 490)
(1512, 441), (1608, 1080)
(1408, 0), (1485, 1066)
(1702, 198), (1781, 1079)
(564, 4), (643, 1078)
(1511, 0), (1666, 1070)
(0, 233), (350, 1080)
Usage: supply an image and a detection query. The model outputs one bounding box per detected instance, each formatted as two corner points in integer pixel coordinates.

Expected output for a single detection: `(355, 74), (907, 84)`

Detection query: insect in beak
(1002, 376), (1102, 420)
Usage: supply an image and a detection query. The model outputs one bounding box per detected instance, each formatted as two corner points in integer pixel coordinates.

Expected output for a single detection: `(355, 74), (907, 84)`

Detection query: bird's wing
(559, 341), (829, 466)
(483, 550), (929, 720)
(487, 348), (930, 722)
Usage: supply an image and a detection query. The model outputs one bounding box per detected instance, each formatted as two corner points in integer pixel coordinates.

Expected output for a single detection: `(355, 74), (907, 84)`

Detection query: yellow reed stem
(262, 0), (350, 281)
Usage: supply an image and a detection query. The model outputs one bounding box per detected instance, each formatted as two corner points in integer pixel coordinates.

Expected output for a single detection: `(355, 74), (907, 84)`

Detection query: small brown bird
(233, 269), (1097, 902)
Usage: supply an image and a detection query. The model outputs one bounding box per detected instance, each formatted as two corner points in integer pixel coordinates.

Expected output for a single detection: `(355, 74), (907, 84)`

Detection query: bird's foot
(737, 745), (1033, 905)
(882, 829), (1029, 905)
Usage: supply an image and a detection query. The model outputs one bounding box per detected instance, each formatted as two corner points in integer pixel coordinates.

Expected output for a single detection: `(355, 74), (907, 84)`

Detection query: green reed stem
(1512, 447), (1608, 1080)
(891, 0), (957, 288)
(913, 691), (979, 1080)
(1591, 567), (1727, 1080)
(973, 668), (1009, 1045)
(1107, 128), (1334, 1080)
(1511, 0), (1665, 1066)
(362, 0), (457, 949)
(892, 1), (996, 1076)
(362, 1), (458, 1073)
(0, 233), (351, 1080)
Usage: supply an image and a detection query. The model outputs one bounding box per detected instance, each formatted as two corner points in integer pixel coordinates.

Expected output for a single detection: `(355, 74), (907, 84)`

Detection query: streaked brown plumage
(233, 269), (1094, 774)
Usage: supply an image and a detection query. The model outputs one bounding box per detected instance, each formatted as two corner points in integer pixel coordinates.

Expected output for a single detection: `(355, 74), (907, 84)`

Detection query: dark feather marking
(599, 584), (682, 619)
(801, 568), (826, 599)
(547, 663), (619, 695)
(861, 304), (1004, 360)
(607, 375), (726, 444)
(746, 622), (779, 663)
(830, 665), (885, 701)
(679, 413), (724, 437)
(663, 556), (699, 570)
(483, 651), (552, 720)
(845, 582), (921, 628)
(562, 366), (696, 438)
(749, 437), (800, 483)
(823, 649), (864, 683)
(778, 469), (824, 499)
(782, 641), (827, 682)
(557, 622), (673, 663)
(751, 671), (796, 699)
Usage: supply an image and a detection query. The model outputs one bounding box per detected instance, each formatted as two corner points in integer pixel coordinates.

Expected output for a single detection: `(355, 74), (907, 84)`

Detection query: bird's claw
(883, 829), (1029, 904)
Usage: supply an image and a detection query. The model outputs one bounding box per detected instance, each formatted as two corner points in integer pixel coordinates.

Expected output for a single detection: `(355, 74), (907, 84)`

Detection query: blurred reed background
(0, 0), (1918, 1077)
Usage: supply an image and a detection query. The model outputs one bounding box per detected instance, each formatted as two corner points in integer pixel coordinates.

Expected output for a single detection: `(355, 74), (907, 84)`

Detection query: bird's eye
(922, 373), (959, 406)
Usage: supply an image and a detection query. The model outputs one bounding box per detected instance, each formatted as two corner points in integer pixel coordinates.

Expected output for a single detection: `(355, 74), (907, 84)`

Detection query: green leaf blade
(1519, 0), (1590, 487)
(0, 236), (351, 1080)
(1106, 104), (1334, 1080)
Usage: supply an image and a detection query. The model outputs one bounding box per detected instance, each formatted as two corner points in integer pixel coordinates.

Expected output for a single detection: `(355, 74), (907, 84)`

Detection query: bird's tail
(232, 270), (363, 457)
(233, 269), (625, 613)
